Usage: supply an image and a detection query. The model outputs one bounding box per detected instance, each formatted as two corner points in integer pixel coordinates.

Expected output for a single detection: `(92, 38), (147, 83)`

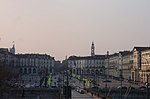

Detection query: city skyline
(0, 0), (150, 60)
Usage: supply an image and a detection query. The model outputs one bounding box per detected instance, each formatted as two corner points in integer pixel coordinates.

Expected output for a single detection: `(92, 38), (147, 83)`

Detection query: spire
(107, 51), (109, 56)
(10, 41), (15, 54)
(91, 42), (95, 56)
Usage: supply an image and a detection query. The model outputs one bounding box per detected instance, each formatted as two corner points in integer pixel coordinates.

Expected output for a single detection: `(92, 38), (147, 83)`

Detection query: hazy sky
(0, 0), (150, 60)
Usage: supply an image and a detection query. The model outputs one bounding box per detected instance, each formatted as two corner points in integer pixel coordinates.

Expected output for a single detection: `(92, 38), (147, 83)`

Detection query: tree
(0, 62), (19, 87)
(0, 62), (19, 95)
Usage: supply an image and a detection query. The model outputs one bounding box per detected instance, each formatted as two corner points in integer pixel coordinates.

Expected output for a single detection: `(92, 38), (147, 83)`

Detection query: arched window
(96, 70), (99, 75)
(33, 68), (36, 73)
(20, 68), (23, 74)
(24, 68), (27, 74)
(28, 68), (31, 74)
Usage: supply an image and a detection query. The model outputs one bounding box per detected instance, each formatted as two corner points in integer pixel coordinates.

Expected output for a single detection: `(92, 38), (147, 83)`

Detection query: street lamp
(119, 53), (123, 99)
(141, 56), (150, 99)
(146, 74), (150, 99)
(141, 57), (149, 83)
(62, 56), (72, 99)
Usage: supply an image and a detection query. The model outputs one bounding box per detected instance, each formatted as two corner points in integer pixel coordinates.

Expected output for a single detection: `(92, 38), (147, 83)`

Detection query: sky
(0, 0), (150, 60)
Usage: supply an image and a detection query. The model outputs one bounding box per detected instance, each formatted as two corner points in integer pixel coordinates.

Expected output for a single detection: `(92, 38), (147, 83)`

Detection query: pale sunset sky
(0, 0), (150, 60)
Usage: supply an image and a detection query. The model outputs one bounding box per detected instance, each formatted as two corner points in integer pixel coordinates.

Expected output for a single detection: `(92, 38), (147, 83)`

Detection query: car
(25, 84), (31, 88)
(20, 84), (25, 88)
(139, 86), (146, 89)
(103, 80), (112, 82)
(70, 83), (77, 90)
(34, 84), (39, 88)
(91, 86), (99, 89)
(130, 86), (135, 90)
(75, 87), (80, 92)
(117, 86), (127, 89)
(51, 86), (57, 88)
(122, 86), (127, 89)
(75, 87), (81, 92)
(139, 85), (150, 89)
(138, 86), (146, 90)
(78, 88), (85, 94)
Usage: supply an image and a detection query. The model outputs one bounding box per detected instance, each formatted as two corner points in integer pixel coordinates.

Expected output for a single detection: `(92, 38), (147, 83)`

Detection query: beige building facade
(131, 47), (150, 83)
(140, 49), (150, 83)
(105, 51), (133, 80)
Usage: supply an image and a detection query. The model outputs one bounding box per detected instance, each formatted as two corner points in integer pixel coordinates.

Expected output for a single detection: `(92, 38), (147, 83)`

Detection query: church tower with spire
(91, 42), (95, 56)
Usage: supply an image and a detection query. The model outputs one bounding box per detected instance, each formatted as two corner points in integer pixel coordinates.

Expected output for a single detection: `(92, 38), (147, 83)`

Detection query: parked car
(25, 84), (30, 88)
(51, 86), (57, 88)
(78, 88), (85, 94)
(103, 80), (112, 82)
(139, 86), (146, 90)
(117, 86), (127, 89)
(139, 85), (150, 90)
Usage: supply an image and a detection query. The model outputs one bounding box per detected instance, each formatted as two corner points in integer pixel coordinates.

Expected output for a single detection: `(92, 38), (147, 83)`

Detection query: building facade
(68, 55), (106, 75)
(104, 52), (119, 78)
(104, 51), (133, 80)
(131, 47), (150, 83)
(15, 54), (55, 84)
(67, 42), (106, 82)
(0, 47), (16, 67)
(121, 51), (133, 80)
(140, 49), (150, 83)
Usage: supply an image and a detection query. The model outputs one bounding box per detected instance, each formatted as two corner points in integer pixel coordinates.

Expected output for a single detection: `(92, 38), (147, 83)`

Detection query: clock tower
(91, 42), (95, 56)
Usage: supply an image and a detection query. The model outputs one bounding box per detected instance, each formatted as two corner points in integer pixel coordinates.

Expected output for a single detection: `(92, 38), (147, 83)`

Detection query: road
(98, 79), (143, 89)
(70, 79), (100, 99)
(72, 90), (95, 99)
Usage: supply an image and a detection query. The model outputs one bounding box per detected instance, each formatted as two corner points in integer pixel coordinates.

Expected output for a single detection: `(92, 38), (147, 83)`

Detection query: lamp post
(80, 65), (82, 81)
(63, 56), (73, 99)
(120, 69), (123, 99)
(146, 74), (149, 99)
(65, 56), (69, 99)
(66, 70), (69, 99)
(142, 57), (149, 83)
(141, 56), (150, 99)
(119, 53), (123, 99)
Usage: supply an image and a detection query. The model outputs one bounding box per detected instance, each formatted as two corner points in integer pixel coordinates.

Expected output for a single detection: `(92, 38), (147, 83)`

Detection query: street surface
(72, 90), (97, 99)
(70, 79), (100, 99)
(68, 75), (146, 99)
(98, 79), (144, 89)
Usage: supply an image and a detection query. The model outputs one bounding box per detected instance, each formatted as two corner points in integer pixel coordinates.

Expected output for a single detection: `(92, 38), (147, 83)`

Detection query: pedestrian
(22, 88), (25, 97)
(91, 92), (93, 96)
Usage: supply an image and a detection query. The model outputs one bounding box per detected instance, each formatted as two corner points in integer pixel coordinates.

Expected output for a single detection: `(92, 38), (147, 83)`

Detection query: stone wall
(0, 88), (61, 99)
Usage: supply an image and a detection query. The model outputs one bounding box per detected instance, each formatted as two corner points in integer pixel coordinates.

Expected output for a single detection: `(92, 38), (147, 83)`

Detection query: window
(23, 58), (25, 66)
(26, 59), (28, 66)
(32, 59), (34, 66)
(20, 68), (23, 74)
(33, 68), (36, 73)
(28, 68), (31, 74)
(29, 58), (32, 66)
(24, 68), (27, 74)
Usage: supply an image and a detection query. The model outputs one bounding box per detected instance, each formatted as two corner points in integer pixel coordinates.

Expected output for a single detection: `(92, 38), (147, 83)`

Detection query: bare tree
(0, 62), (19, 90)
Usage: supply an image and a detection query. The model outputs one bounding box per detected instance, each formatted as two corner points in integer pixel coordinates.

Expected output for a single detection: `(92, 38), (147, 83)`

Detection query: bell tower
(91, 42), (95, 56)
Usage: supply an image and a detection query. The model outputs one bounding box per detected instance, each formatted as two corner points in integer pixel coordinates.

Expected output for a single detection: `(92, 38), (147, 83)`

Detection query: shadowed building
(15, 54), (55, 85)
